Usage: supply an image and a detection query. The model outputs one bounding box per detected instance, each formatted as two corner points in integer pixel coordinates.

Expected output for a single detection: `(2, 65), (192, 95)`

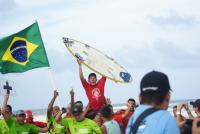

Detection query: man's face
(88, 76), (97, 85)
(16, 114), (26, 125)
(128, 101), (135, 111)
(163, 92), (171, 110)
(74, 113), (84, 122)
(53, 106), (60, 117)
(173, 107), (177, 115)
(193, 106), (199, 114)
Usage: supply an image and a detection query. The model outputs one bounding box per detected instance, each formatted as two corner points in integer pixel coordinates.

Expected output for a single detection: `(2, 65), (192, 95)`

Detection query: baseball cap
(190, 99), (200, 108)
(26, 110), (33, 116)
(72, 105), (83, 116)
(140, 71), (172, 92)
(16, 110), (26, 116)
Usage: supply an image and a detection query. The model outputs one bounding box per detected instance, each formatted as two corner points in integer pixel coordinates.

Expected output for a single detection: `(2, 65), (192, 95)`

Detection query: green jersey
(5, 116), (40, 134)
(62, 118), (101, 134)
(0, 119), (9, 134)
(47, 116), (66, 134)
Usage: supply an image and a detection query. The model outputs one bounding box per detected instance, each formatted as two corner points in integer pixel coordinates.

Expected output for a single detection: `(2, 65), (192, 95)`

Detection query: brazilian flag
(0, 22), (50, 74)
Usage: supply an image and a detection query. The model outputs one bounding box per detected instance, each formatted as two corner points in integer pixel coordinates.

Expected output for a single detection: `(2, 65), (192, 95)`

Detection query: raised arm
(2, 94), (10, 120)
(121, 102), (132, 119)
(184, 102), (194, 119)
(39, 127), (49, 133)
(77, 59), (85, 81)
(70, 88), (75, 111)
(47, 90), (59, 117)
(82, 103), (91, 117)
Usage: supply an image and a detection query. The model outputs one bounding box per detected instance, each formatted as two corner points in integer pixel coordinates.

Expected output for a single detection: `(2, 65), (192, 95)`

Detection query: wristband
(176, 112), (181, 115)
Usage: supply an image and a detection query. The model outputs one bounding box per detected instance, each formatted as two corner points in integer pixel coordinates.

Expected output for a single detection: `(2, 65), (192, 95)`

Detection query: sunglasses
(18, 114), (26, 117)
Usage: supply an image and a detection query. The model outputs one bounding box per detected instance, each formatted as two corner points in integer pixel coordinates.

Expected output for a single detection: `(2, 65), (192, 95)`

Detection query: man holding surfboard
(77, 59), (107, 119)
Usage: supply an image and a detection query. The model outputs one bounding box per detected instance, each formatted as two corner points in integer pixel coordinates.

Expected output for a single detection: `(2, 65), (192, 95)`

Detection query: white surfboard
(63, 37), (132, 83)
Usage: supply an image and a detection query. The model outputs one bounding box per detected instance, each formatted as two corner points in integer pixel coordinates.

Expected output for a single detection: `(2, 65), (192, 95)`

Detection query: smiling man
(2, 93), (49, 134)
(77, 59), (107, 119)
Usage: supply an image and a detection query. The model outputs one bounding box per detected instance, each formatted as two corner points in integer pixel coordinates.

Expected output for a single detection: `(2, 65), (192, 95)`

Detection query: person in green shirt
(2, 93), (49, 134)
(0, 108), (9, 134)
(62, 105), (101, 134)
(0, 119), (9, 134)
(47, 90), (66, 134)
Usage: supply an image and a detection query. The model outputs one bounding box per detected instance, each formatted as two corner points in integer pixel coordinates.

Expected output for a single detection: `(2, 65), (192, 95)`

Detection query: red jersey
(113, 110), (133, 134)
(81, 77), (106, 110)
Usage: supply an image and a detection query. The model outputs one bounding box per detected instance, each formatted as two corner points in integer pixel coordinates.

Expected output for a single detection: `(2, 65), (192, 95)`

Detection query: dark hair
(7, 105), (12, 113)
(99, 105), (112, 118)
(140, 90), (169, 105)
(173, 105), (177, 109)
(75, 101), (83, 105)
(88, 73), (97, 79)
(128, 98), (135, 103)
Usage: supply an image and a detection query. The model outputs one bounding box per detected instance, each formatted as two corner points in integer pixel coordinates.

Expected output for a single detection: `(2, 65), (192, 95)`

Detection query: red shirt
(81, 77), (106, 110)
(113, 110), (133, 134)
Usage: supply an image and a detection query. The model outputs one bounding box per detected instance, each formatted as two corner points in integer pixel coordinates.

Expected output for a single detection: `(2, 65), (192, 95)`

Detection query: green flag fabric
(0, 22), (50, 74)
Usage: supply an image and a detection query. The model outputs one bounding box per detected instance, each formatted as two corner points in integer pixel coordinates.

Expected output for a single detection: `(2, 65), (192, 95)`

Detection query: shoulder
(25, 122), (39, 129)
(85, 118), (97, 124)
(155, 110), (174, 121)
(62, 118), (74, 123)
(4, 116), (16, 124)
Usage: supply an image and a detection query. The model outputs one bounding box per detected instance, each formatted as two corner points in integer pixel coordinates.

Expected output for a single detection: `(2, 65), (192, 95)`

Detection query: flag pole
(48, 68), (62, 109)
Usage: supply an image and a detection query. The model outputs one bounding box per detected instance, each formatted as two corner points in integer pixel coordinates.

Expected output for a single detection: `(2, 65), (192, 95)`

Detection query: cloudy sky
(0, 0), (200, 110)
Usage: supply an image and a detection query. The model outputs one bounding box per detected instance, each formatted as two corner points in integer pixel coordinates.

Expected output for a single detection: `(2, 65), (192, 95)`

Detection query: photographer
(178, 100), (200, 134)
(173, 105), (186, 124)
(190, 99), (200, 118)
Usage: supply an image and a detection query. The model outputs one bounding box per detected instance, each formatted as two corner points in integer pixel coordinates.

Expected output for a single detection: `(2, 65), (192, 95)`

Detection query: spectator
(47, 90), (67, 134)
(113, 98), (135, 134)
(0, 108), (9, 134)
(126, 71), (180, 134)
(25, 110), (47, 128)
(2, 94), (48, 133)
(62, 105), (101, 134)
(99, 105), (121, 134)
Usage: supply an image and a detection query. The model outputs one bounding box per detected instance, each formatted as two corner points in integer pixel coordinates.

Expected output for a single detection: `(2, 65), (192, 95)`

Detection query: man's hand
(177, 104), (183, 112)
(4, 94), (9, 100)
(54, 90), (59, 98)
(77, 59), (83, 65)
(127, 102), (133, 111)
(70, 88), (75, 96)
(183, 103), (191, 112)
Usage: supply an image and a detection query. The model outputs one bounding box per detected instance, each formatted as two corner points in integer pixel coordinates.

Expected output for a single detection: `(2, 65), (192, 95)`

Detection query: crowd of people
(0, 59), (200, 134)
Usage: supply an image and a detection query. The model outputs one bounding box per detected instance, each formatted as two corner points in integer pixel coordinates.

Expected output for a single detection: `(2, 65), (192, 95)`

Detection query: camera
(181, 119), (200, 134)
(61, 107), (67, 114)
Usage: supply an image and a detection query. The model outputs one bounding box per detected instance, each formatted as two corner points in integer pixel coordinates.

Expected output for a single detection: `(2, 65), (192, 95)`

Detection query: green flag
(0, 22), (50, 74)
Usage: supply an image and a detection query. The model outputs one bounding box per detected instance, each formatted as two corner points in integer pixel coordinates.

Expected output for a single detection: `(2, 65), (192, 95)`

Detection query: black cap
(190, 99), (200, 108)
(72, 105), (83, 116)
(6, 105), (12, 113)
(15, 110), (26, 116)
(140, 71), (171, 92)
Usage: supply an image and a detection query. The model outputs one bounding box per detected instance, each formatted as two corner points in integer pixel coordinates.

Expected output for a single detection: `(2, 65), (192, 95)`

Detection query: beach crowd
(0, 59), (200, 134)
